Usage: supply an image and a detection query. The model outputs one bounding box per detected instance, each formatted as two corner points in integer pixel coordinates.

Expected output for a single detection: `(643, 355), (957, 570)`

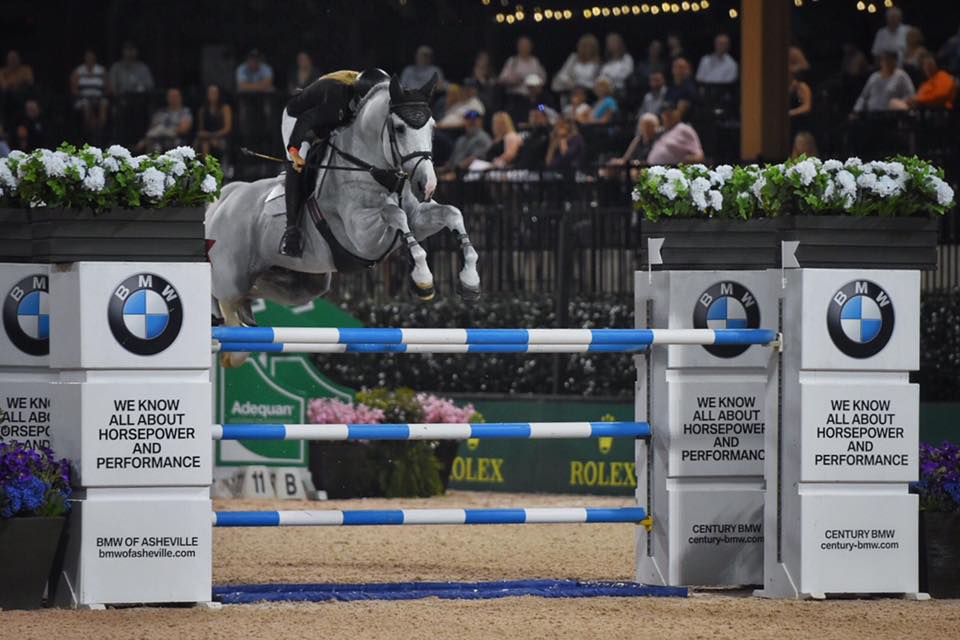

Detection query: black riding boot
(280, 168), (305, 258)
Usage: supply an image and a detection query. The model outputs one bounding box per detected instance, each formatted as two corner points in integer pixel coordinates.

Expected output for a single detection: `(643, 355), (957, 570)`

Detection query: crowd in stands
(1, 6), (958, 179)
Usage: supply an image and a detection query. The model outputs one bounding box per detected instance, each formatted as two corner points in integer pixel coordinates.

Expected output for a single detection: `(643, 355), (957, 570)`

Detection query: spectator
(789, 46), (811, 79)
(562, 86), (592, 123)
(70, 49), (108, 144)
(443, 110), (491, 174)
(895, 53), (956, 110)
(289, 51), (318, 93)
(635, 40), (667, 83)
(136, 88), (193, 152)
(0, 50), (35, 121)
(236, 49), (274, 92)
(640, 71), (667, 116)
(852, 50), (915, 114)
(871, 7), (910, 61)
(902, 28), (928, 86)
(195, 84), (233, 160)
(509, 74), (557, 125)
(937, 23), (960, 75)
(15, 99), (47, 151)
(483, 111), (523, 168)
(842, 42), (870, 78)
(517, 106), (552, 169)
(789, 71), (812, 137)
(552, 34), (601, 93)
(0, 50), (33, 94)
(696, 34), (738, 85)
(587, 77), (619, 124)
(401, 46), (446, 91)
(498, 36), (547, 97)
(600, 33), (634, 91)
(667, 33), (685, 61)
(665, 57), (697, 118)
(608, 112), (661, 167)
(471, 51), (498, 109)
(438, 82), (486, 128)
(790, 131), (818, 159)
(646, 100), (704, 165)
(108, 42), (154, 94)
(545, 117), (584, 171)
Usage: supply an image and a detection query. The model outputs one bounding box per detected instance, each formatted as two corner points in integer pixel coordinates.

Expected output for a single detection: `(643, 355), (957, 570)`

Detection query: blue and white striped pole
(212, 327), (779, 347)
(215, 342), (649, 354)
(213, 506), (648, 527)
(212, 421), (651, 441)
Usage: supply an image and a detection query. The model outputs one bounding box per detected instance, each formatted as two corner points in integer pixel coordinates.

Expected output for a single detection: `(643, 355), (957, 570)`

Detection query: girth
(305, 198), (399, 273)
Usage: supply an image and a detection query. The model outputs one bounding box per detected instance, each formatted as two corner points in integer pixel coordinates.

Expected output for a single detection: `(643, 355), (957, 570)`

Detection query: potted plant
(0, 144), (222, 264)
(0, 441), (72, 610)
(915, 441), (960, 598)
(633, 156), (953, 271)
(306, 389), (483, 498)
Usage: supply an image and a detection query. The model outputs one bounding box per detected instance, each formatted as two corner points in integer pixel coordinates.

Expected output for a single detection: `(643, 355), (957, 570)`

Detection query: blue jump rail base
(213, 506), (648, 527)
(212, 421), (652, 441)
(212, 326), (779, 347)
(213, 579), (687, 604)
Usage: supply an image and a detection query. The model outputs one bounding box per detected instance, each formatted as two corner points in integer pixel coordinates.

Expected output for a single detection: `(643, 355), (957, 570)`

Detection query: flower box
(308, 442), (384, 499)
(30, 207), (206, 263)
(919, 511), (960, 598)
(640, 217), (781, 271)
(781, 215), (939, 270)
(0, 208), (32, 262)
(0, 516), (65, 610)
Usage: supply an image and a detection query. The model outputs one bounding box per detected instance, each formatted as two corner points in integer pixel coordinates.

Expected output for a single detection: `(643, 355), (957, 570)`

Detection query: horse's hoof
(412, 281), (436, 302)
(219, 352), (248, 369)
(211, 314), (224, 327)
(457, 282), (481, 303)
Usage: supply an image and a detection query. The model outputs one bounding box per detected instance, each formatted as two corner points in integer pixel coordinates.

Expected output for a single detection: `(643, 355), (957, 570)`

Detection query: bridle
(318, 99), (433, 203)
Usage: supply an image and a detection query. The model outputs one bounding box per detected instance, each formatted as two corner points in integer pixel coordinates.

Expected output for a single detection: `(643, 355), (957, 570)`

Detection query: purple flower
(0, 441), (72, 518)
(917, 441), (960, 513)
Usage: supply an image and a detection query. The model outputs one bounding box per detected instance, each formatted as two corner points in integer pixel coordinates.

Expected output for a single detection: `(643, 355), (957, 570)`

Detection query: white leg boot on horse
(382, 203), (435, 301)
(410, 201), (481, 302)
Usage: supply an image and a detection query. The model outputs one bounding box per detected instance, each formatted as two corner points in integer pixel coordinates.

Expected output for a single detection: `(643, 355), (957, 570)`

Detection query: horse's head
(387, 74), (437, 201)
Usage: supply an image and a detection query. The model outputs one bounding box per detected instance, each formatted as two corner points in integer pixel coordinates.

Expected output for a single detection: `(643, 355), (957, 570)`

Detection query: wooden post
(740, 0), (791, 162)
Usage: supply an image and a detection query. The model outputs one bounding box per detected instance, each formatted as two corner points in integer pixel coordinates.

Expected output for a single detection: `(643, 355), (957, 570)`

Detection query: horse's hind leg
(413, 202), (480, 301)
(217, 299), (251, 369)
(381, 203), (435, 301)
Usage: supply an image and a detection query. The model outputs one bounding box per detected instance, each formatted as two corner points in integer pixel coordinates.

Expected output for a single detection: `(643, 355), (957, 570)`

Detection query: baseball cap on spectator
(464, 110), (482, 120)
(524, 74), (544, 88)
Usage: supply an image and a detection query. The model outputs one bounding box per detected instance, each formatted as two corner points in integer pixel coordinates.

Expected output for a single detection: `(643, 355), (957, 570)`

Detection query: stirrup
(279, 226), (303, 258)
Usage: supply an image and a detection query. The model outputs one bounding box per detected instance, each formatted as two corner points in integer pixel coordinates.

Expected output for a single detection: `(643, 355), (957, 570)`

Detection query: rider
(279, 67), (390, 258)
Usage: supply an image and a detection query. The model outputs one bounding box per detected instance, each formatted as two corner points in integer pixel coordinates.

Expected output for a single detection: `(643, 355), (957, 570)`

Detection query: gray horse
(206, 76), (480, 367)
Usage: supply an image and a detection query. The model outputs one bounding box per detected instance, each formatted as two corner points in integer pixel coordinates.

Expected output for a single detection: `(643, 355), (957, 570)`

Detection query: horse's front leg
(412, 202), (480, 301)
(381, 203), (435, 301)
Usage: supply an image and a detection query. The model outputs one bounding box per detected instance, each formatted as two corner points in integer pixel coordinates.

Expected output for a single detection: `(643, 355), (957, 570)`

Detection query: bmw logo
(107, 273), (183, 356)
(827, 280), (894, 359)
(693, 281), (761, 358)
(2, 275), (49, 356)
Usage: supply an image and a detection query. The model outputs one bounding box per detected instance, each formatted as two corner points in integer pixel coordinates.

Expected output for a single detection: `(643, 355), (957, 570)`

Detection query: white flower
(85, 146), (103, 162)
(0, 160), (17, 189)
(715, 164), (733, 180)
(928, 176), (955, 207)
(658, 181), (678, 200)
(708, 190), (723, 211)
(165, 175), (175, 188)
(66, 156), (86, 180)
(165, 146), (196, 161)
(648, 166), (667, 178)
(836, 170), (857, 208)
(845, 157), (862, 168)
(7, 150), (26, 162)
(787, 159), (817, 186)
(201, 174), (218, 194)
(664, 168), (684, 183)
(103, 157), (121, 172)
(129, 155), (149, 170)
(631, 188), (640, 202)
(168, 159), (187, 176)
(82, 166), (105, 192)
(822, 159), (843, 172)
(690, 177), (710, 210)
(140, 167), (167, 198)
(857, 172), (878, 191)
(873, 175), (901, 198)
(39, 151), (68, 178)
(107, 144), (132, 159)
(823, 179), (836, 200)
(689, 163), (708, 174)
(751, 175), (767, 201)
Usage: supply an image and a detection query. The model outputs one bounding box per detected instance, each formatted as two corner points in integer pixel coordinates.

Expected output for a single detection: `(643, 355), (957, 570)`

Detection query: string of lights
(480, 0), (897, 24)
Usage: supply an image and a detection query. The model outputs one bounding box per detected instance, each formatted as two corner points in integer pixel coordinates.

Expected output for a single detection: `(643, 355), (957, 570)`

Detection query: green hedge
(314, 292), (959, 401)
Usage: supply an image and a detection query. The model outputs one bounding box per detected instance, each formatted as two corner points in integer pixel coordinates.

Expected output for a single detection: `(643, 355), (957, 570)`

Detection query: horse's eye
(396, 124), (406, 134)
